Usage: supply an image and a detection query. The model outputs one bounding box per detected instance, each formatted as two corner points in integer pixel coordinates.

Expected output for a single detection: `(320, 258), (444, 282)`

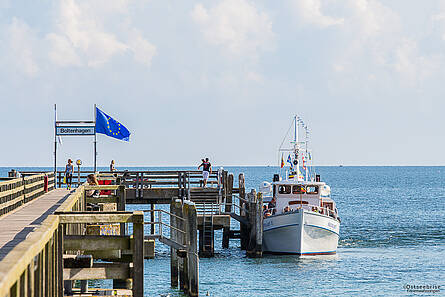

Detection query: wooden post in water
(117, 184), (126, 236)
(253, 191), (263, 257)
(178, 201), (186, 291)
(184, 201), (199, 297)
(181, 201), (190, 293)
(150, 203), (155, 234)
(239, 174), (248, 250)
(222, 173), (234, 248)
(170, 199), (182, 287)
(246, 189), (263, 258)
(132, 211), (144, 297)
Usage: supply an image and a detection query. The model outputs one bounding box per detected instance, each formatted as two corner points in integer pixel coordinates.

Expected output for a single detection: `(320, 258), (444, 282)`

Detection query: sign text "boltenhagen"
(56, 126), (95, 136)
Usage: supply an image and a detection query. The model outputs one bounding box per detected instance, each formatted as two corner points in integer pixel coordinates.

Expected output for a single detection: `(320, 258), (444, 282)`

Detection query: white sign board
(56, 126), (95, 136)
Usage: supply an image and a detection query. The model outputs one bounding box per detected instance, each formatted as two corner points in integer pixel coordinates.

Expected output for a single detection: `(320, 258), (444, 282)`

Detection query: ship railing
(263, 203), (338, 220)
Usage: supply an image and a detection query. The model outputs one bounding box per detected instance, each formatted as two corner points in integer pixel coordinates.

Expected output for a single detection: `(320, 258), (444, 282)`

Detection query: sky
(1, 0), (445, 167)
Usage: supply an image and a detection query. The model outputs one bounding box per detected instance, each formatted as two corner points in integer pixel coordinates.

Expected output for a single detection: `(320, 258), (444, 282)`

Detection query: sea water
(1, 166), (444, 296)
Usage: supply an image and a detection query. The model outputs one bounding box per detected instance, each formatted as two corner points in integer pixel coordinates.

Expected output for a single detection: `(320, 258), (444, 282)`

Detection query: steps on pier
(189, 187), (220, 203)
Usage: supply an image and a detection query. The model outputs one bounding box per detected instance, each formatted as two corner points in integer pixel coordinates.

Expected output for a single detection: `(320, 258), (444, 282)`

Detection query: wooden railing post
(57, 225), (64, 297)
(27, 262), (34, 297)
(132, 211), (144, 297)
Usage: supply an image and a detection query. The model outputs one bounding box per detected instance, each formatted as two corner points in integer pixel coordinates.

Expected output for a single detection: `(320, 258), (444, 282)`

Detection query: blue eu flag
(95, 107), (131, 141)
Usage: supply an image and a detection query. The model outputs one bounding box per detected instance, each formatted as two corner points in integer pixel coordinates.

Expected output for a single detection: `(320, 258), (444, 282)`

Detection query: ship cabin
(269, 180), (338, 219)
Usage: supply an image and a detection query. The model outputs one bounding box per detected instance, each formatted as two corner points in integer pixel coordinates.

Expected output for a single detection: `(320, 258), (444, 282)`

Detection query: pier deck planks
(0, 188), (70, 261)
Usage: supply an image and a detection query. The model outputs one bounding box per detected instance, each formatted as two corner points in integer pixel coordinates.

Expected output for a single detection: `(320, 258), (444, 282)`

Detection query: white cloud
(7, 18), (39, 76)
(46, 33), (81, 67)
(48, 0), (128, 67)
(393, 38), (440, 84)
(289, 0), (344, 28)
(343, 0), (400, 38)
(191, 0), (274, 56)
(46, 0), (156, 68)
(127, 29), (157, 66)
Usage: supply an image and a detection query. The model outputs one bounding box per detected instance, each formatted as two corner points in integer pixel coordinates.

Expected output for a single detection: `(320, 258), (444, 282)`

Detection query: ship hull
(262, 209), (340, 255)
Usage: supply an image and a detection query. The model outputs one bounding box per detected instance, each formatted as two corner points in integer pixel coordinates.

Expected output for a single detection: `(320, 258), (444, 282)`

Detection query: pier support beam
(184, 201), (199, 297)
(222, 173), (234, 249)
(246, 190), (263, 258)
(150, 203), (155, 234)
(170, 199), (182, 288)
(179, 202), (187, 291)
(117, 184), (126, 236)
(132, 212), (145, 297)
(238, 174), (248, 250)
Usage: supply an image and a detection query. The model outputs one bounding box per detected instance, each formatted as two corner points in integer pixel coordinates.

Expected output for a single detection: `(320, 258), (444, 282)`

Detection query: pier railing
(14, 169), (221, 193)
(0, 172), (55, 217)
(0, 181), (82, 297)
(0, 181), (148, 297)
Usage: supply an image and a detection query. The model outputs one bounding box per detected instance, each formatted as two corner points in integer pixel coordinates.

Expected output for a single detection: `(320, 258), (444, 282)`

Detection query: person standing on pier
(65, 159), (74, 190)
(110, 160), (116, 172)
(198, 158), (212, 187)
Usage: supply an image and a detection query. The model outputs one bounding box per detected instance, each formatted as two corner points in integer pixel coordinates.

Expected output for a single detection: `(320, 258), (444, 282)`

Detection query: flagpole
(94, 104), (97, 172)
(54, 104), (57, 179)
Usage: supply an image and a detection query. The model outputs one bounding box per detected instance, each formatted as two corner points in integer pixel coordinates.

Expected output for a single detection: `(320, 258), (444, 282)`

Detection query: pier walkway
(0, 170), (263, 297)
(0, 189), (70, 261)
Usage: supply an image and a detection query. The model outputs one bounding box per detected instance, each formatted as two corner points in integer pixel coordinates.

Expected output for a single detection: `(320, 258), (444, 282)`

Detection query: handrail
(143, 208), (185, 222)
(143, 209), (187, 240)
(264, 203), (337, 218)
(0, 172), (55, 217)
(0, 179), (83, 296)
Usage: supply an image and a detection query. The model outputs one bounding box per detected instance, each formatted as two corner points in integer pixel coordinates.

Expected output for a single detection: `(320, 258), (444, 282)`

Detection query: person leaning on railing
(86, 174), (100, 197)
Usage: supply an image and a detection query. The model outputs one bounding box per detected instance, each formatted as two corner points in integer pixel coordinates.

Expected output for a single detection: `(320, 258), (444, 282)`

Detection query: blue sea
(1, 166), (444, 296)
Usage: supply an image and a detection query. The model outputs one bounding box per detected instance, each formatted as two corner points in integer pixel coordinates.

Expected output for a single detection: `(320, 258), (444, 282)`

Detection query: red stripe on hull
(263, 251), (337, 256)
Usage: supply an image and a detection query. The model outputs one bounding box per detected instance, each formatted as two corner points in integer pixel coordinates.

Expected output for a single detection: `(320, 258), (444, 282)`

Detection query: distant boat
(260, 116), (341, 255)
(339, 165), (344, 167)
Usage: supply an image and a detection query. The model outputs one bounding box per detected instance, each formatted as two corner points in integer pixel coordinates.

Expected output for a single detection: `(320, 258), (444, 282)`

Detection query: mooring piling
(222, 173), (234, 249)
(170, 199), (182, 287)
(246, 190), (263, 258)
(184, 201), (199, 296)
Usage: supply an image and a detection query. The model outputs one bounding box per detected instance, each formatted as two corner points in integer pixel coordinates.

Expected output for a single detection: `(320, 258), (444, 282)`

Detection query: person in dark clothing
(65, 159), (74, 190)
(198, 157), (212, 187)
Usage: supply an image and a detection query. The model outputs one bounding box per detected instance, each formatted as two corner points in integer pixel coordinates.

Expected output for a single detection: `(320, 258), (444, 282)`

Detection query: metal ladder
(202, 203), (214, 255)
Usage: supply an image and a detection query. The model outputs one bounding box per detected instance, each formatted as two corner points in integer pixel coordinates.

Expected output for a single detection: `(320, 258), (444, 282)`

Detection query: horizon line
(1, 164), (445, 168)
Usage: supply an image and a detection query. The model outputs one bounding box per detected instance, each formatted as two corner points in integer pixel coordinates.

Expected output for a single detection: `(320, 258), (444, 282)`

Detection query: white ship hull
(262, 209), (340, 255)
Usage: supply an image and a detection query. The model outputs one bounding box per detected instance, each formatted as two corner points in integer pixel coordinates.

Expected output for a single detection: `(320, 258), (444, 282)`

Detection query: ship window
(292, 185), (306, 194)
(306, 186), (319, 194)
(278, 185), (291, 194)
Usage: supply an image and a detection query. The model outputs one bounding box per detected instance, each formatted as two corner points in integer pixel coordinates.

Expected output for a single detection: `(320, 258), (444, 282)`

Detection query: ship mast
(294, 116), (300, 181)
(278, 115), (313, 182)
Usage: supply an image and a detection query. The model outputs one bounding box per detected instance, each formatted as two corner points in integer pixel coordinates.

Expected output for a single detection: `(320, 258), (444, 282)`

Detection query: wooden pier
(0, 169), (264, 296)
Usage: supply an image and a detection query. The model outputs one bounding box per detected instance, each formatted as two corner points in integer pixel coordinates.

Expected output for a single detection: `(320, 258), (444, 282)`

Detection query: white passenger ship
(261, 116), (340, 255)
